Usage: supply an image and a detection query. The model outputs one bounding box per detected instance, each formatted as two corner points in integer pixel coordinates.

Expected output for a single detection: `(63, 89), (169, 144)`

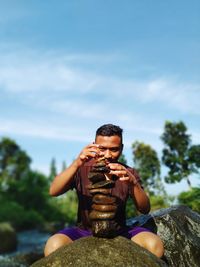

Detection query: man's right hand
(75, 143), (100, 167)
(49, 143), (100, 196)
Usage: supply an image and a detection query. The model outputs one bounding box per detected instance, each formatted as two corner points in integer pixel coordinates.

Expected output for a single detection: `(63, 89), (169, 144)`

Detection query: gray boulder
(127, 205), (200, 267)
(0, 222), (17, 253)
(31, 236), (167, 267)
(154, 205), (200, 267)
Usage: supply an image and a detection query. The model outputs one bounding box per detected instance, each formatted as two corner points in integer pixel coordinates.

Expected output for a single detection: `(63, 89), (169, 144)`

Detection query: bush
(0, 197), (44, 230)
(178, 187), (200, 213)
(53, 190), (78, 225)
(126, 197), (137, 218)
(150, 195), (170, 211)
(20, 209), (44, 229)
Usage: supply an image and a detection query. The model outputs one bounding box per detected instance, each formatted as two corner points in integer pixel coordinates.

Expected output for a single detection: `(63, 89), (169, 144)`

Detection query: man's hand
(76, 143), (100, 167)
(108, 163), (138, 185)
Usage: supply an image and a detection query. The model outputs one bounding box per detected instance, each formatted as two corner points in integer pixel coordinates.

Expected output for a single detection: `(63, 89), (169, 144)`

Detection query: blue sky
(0, 0), (199, 195)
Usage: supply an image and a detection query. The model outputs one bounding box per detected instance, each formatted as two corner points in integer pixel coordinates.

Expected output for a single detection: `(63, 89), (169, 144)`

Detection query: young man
(44, 124), (164, 258)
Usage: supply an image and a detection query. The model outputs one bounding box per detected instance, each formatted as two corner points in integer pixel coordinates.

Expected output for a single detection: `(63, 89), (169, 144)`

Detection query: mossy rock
(31, 236), (167, 267)
(0, 222), (17, 253)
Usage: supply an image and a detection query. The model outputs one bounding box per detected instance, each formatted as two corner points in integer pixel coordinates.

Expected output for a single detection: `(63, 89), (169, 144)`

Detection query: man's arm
(129, 181), (150, 214)
(49, 143), (100, 196)
(108, 163), (150, 214)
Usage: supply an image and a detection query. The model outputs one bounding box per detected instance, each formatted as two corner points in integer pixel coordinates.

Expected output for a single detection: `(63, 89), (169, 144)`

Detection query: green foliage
(126, 197), (137, 218)
(0, 137), (31, 183)
(161, 121), (200, 187)
(132, 141), (165, 195)
(49, 158), (57, 184)
(0, 136), (75, 229)
(55, 190), (78, 225)
(62, 161), (67, 172)
(0, 196), (44, 230)
(4, 170), (49, 210)
(149, 194), (173, 212)
(178, 187), (200, 213)
(188, 145), (200, 168)
(118, 153), (127, 165)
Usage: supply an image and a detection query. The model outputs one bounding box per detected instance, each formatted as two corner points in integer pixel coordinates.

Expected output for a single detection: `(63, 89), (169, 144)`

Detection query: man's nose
(104, 149), (112, 158)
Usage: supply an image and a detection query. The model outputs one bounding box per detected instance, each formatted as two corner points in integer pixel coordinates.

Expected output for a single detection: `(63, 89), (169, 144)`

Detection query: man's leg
(44, 227), (92, 257)
(131, 231), (164, 258)
(44, 233), (72, 257)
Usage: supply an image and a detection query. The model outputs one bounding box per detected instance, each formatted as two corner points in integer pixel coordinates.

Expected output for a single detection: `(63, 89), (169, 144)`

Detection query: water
(0, 230), (51, 266)
(15, 230), (50, 254)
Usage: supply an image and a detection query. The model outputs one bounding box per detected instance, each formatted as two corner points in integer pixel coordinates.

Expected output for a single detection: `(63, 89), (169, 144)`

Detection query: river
(0, 229), (51, 266)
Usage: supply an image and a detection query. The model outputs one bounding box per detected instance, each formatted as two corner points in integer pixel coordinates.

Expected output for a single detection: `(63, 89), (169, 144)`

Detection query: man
(44, 124), (164, 258)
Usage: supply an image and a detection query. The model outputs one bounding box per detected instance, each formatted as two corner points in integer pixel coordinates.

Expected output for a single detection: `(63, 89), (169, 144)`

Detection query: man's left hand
(108, 163), (138, 185)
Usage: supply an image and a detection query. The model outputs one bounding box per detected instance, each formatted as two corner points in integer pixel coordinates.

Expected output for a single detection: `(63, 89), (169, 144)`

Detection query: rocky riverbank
(0, 229), (50, 267)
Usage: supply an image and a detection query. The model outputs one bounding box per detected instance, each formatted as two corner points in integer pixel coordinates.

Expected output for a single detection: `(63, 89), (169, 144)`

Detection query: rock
(127, 205), (200, 267)
(0, 251), (43, 267)
(0, 222), (17, 253)
(154, 205), (200, 267)
(0, 257), (25, 267)
(11, 251), (43, 266)
(31, 236), (167, 267)
(88, 158), (119, 238)
(31, 205), (200, 267)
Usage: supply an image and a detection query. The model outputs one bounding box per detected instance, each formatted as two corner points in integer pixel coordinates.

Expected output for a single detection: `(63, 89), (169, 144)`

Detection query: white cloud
(0, 46), (199, 149)
(135, 78), (200, 115)
(0, 118), (90, 143)
(1, 47), (199, 117)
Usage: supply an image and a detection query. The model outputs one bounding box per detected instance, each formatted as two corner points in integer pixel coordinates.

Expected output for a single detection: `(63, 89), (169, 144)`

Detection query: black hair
(95, 124), (123, 142)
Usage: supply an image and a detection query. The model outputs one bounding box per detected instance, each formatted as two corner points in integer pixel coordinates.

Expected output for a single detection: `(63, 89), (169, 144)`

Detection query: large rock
(31, 236), (167, 267)
(154, 205), (200, 267)
(0, 222), (17, 253)
(31, 205), (200, 267)
(127, 205), (200, 267)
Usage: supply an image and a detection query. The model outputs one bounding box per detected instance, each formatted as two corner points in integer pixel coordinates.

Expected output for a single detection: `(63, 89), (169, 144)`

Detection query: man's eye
(111, 148), (119, 152)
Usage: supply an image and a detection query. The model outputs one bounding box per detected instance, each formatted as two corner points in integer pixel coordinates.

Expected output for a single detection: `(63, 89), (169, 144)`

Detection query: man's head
(95, 124), (123, 162)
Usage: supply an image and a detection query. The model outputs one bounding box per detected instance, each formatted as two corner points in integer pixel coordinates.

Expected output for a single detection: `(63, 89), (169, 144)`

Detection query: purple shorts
(58, 226), (151, 241)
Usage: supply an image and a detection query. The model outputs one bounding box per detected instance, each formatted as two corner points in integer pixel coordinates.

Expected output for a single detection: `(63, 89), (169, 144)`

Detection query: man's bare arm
(129, 182), (150, 214)
(49, 143), (100, 196)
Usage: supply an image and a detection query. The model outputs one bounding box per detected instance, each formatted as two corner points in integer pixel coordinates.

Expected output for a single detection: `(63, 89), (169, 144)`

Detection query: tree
(49, 158), (57, 183)
(0, 137), (68, 228)
(7, 170), (49, 211)
(118, 153), (127, 165)
(132, 141), (165, 195)
(178, 187), (200, 213)
(161, 121), (200, 188)
(62, 161), (67, 172)
(0, 137), (31, 189)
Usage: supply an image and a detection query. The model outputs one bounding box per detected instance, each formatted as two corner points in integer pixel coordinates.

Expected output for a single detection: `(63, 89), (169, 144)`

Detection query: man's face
(95, 135), (123, 162)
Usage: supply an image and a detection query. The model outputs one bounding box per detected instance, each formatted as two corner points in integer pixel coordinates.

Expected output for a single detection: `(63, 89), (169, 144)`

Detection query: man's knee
(44, 233), (73, 257)
(146, 234), (164, 258)
(131, 232), (164, 258)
